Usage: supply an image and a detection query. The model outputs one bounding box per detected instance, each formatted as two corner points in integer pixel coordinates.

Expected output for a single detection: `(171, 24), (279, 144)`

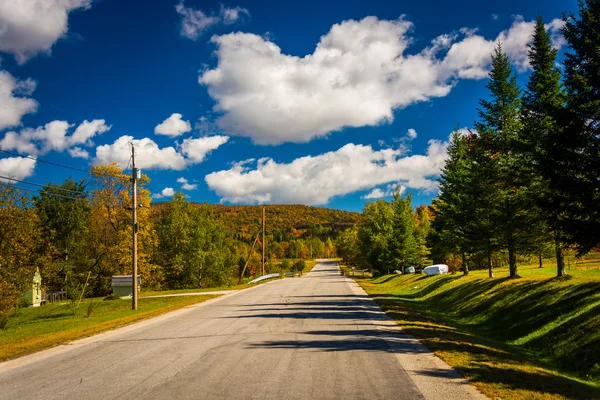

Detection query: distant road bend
(0, 261), (485, 400)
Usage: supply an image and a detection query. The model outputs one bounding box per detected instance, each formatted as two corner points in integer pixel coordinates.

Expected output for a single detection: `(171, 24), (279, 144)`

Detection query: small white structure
(423, 264), (449, 276)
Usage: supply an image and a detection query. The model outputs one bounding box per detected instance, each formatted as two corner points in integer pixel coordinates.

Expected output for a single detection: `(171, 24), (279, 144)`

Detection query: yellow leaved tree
(87, 163), (161, 295)
(0, 186), (49, 316)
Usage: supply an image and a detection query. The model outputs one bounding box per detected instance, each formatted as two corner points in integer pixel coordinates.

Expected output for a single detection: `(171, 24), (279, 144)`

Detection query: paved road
(0, 261), (484, 400)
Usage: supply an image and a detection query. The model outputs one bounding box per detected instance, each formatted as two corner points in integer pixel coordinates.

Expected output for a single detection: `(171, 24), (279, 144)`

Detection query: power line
(0, 175), (115, 201)
(0, 181), (91, 202)
(145, 184), (168, 199)
(0, 149), (89, 173)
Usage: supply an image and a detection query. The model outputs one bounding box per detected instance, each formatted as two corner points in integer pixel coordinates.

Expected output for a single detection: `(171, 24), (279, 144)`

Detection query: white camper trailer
(423, 264), (449, 276)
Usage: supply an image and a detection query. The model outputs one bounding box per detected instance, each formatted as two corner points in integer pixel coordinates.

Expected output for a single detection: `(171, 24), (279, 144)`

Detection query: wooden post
(262, 206), (265, 276)
(239, 231), (260, 284)
(131, 144), (138, 311)
(76, 271), (92, 309)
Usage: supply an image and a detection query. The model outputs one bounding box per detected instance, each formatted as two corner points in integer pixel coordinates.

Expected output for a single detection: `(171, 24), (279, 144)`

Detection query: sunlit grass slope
(357, 261), (600, 400)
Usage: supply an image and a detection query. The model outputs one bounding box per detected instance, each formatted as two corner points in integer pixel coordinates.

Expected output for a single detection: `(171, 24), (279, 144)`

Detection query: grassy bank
(356, 263), (600, 400)
(0, 295), (218, 362)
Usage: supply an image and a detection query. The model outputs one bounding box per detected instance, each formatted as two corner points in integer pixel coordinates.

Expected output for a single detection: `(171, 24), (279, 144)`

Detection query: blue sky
(0, 0), (578, 212)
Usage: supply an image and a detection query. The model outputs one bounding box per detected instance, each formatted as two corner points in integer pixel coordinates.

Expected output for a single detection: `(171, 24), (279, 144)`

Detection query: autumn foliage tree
(0, 186), (47, 316)
(86, 163), (158, 295)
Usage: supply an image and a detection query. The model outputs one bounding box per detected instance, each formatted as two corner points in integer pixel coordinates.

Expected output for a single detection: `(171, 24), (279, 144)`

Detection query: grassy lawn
(518, 251), (600, 277)
(142, 285), (242, 297)
(355, 261), (600, 400)
(0, 295), (218, 362)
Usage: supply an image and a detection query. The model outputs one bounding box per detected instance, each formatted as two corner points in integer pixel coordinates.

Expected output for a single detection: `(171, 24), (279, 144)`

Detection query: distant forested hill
(207, 204), (361, 234)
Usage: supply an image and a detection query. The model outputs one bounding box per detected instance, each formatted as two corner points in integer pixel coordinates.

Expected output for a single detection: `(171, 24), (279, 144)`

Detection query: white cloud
(205, 138), (448, 205)
(0, 156), (36, 181)
(177, 177), (197, 191)
(492, 14), (499, 21)
(362, 184), (406, 199)
(95, 135), (187, 170)
(154, 113), (192, 137)
(70, 119), (111, 145)
(93, 135), (228, 170)
(179, 135), (229, 164)
(362, 188), (385, 199)
(153, 187), (175, 199)
(67, 146), (89, 159)
(220, 5), (249, 24)
(0, 0), (92, 64)
(0, 70), (39, 130)
(200, 16), (564, 144)
(176, 2), (249, 40)
(0, 119), (111, 155)
(407, 128), (417, 139)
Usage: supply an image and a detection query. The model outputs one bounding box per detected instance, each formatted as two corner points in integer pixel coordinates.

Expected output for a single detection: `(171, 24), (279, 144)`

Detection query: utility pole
(131, 144), (138, 311)
(262, 206), (266, 276)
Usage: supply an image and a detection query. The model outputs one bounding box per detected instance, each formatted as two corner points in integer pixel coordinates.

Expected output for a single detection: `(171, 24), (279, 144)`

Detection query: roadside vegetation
(0, 161), (340, 325)
(338, 8), (600, 280)
(0, 295), (218, 362)
(338, 4), (600, 398)
(357, 264), (600, 399)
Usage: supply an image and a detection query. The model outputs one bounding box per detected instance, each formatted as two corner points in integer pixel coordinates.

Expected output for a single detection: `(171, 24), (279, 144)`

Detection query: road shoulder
(345, 277), (488, 400)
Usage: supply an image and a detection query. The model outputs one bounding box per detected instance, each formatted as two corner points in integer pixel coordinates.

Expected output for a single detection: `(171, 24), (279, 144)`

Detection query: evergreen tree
(475, 43), (530, 278)
(432, 130), (481, 275)
(558, 0), (600, 253)
(389, 191), (419, 271)
(521, 16), (568, 277)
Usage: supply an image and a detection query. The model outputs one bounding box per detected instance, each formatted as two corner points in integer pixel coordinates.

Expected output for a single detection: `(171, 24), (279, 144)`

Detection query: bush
(280, 260), (292, 271)
(103, 293), (120, 301)
(0, 313), (9, 330)
(293, 259), (307, 274)
(18, 297), (31, 309)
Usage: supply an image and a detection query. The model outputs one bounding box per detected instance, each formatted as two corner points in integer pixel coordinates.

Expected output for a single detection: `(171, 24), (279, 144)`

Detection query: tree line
(0, 164), (337, 317)
(336, 193), (432, 275)
(338, 3), (600, 276)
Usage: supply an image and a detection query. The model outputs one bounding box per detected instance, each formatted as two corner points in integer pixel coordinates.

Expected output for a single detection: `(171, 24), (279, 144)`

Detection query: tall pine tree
(521, 16), (568, 277)
(432, 131), (476, 275)
(558, 0), (600, 253)
(475, 43), (532, 278)
(389, 191), (419, 271)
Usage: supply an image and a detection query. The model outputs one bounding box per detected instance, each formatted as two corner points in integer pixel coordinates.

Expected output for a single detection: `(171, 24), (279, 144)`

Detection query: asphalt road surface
(0, 261), (485, 400)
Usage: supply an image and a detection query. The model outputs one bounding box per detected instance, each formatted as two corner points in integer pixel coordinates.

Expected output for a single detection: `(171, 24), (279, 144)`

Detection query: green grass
(0, 295), (218, 361)
(516, 251), (600, 278)
(142, 285), (240, 297)
(356, 261), (600, 400)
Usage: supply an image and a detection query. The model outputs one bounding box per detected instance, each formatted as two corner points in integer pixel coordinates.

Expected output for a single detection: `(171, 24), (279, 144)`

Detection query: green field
(0, 295), (218, 361)
(356, 259), (600, 400)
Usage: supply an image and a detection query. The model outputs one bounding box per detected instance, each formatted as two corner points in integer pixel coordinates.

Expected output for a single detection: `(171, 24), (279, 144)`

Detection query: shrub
(280, 260), (292, 272)
(18, 297), (31, 309)
(103, 293), (120, 301)
(294, 259), (307, 274)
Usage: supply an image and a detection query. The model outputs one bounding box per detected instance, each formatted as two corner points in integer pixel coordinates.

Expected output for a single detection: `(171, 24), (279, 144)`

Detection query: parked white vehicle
(423, 264), (449, 276)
